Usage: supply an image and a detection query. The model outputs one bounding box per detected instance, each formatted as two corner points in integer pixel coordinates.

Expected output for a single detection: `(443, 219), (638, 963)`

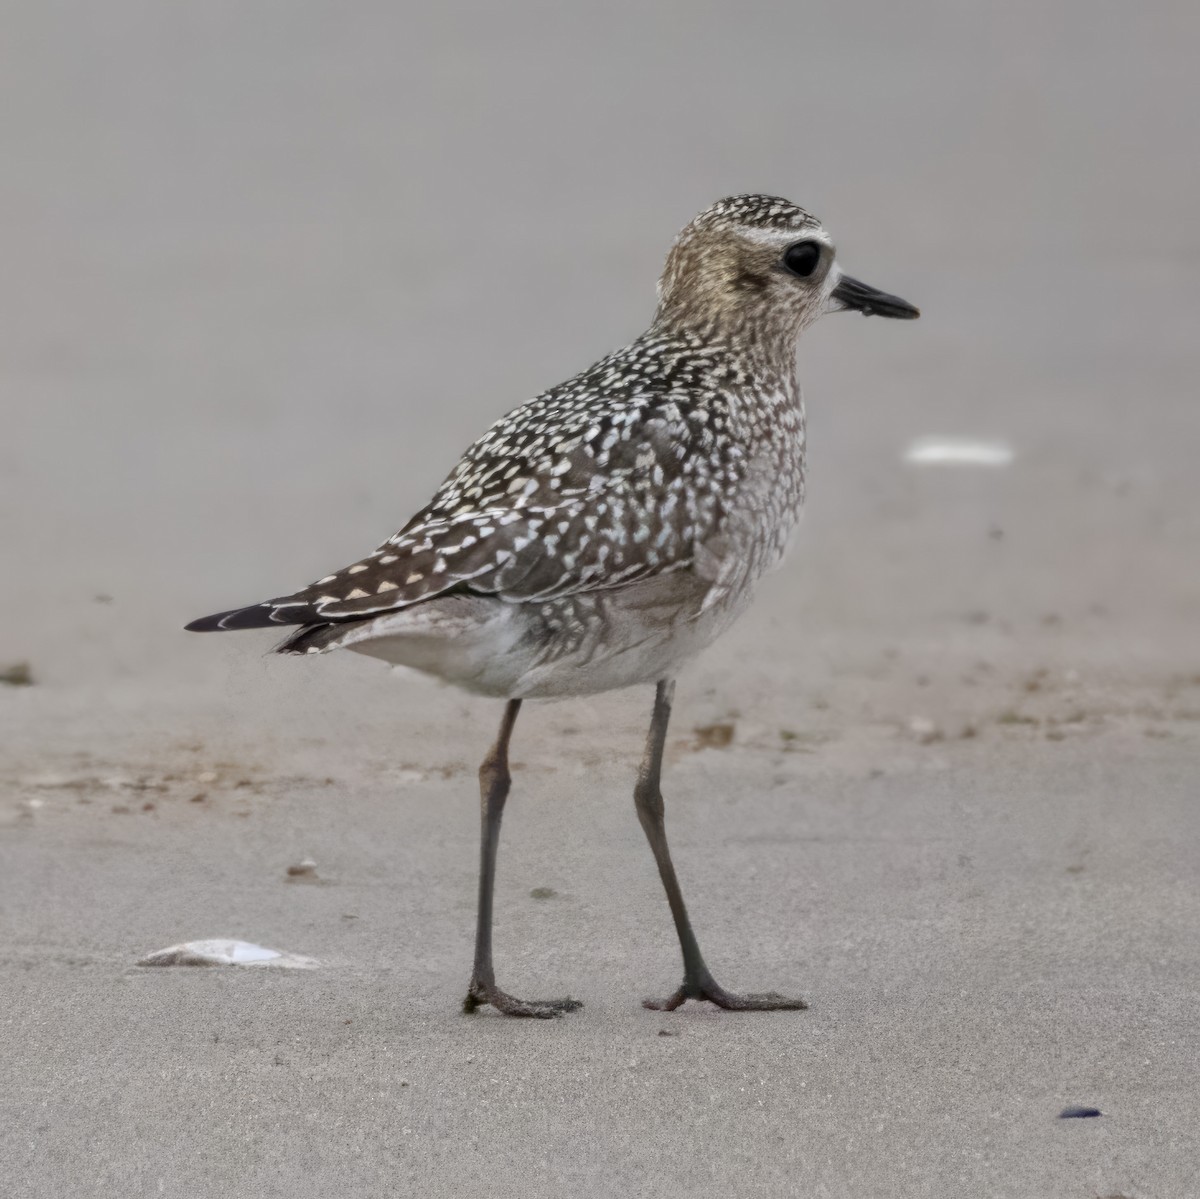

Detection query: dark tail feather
(185, 602), (314, 632)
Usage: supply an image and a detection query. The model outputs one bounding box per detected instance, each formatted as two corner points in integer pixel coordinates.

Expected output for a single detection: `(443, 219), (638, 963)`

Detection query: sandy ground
(3, 2), (1199, 1196)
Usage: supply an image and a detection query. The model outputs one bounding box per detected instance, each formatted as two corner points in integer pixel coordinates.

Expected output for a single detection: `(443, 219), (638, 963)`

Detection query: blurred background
(2, 3), (1198, 1196)
(4, 0), (1197, 748)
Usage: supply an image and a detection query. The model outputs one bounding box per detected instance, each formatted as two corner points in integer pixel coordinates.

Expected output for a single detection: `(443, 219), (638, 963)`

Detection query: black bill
(832, 274), (920, 319)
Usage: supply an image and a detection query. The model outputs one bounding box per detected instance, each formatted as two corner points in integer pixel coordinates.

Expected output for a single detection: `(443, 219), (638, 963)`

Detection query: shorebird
(187, 194), (918, 1017)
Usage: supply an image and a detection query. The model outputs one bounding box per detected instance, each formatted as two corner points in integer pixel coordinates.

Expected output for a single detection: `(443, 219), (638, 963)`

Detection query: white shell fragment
(904, 437), (1014, 466)
(137, 939), (318, 969)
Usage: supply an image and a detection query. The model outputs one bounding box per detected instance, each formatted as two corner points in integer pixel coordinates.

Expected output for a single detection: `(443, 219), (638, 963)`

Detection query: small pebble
(693, 722), (736, 750)
(529, 886), (556, 900)
(286, 858), (319, 882)
(1058, 1105), (1102, 1119)
(909, 716), (943, 744)
(0, 661), (34, 686)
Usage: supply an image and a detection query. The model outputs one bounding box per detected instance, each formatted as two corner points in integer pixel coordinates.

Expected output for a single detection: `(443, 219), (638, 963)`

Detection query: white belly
(326, 571), (755, 699)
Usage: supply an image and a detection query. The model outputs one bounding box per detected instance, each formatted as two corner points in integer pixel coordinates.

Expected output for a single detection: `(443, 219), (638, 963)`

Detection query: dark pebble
(1058, 1105), (1102, 1119)
(0, 661), (34, 686)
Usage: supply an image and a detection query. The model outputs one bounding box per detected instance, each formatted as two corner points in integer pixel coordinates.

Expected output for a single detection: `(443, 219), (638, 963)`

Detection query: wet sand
(3, 2), (1199, 1195)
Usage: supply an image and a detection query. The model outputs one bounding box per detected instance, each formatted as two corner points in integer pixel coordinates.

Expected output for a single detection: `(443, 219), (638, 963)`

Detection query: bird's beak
(831, 273), (920, 319)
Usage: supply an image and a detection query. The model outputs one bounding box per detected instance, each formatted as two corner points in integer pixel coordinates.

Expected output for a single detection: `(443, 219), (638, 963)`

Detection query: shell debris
(904, 437), (1013, 466)
(137, 939), (319, 968)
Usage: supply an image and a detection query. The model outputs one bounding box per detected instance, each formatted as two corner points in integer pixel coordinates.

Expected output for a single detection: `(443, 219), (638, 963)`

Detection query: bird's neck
(649, 310), (801, 393)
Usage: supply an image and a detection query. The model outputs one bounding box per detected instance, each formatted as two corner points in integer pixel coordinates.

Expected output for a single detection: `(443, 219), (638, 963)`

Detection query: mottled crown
(689, 194), (821, 235)
(655, 195), (829, 343)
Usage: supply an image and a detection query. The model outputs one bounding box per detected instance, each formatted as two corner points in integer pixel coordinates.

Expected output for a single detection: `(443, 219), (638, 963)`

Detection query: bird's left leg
(463, 698), (582, 1018)
(635, 679), (808, 1013)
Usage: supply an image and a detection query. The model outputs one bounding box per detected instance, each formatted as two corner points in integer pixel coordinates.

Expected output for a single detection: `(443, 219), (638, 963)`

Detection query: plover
(187, 194), (918, 1017)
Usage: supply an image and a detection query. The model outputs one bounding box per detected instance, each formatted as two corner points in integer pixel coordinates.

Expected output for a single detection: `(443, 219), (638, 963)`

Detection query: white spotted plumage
(187, 194), (917, 698)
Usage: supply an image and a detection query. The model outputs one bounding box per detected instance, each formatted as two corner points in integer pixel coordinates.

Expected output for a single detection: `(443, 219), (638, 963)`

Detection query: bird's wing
(191, 388), (741, 630)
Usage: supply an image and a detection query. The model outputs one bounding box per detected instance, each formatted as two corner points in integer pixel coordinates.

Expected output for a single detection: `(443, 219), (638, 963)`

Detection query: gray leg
(463, 699), (582, 1018)
(636, 679), (808, 1013)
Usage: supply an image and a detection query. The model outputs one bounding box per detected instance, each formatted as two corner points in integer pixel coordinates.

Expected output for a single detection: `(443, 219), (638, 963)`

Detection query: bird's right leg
(462, 698), (582, 1019)
(635, 679), (807, 1013)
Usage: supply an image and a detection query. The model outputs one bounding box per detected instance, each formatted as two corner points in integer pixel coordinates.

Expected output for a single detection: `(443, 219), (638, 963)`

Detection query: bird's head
(655, 194), (918, 348)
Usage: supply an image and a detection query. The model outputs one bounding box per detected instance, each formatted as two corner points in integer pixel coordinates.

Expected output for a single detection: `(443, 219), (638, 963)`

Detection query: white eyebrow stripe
(735, 226), (830, 248)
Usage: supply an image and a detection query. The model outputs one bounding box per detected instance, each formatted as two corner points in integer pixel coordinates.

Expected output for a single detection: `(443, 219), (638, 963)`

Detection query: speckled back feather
(186, 195), (815, 637)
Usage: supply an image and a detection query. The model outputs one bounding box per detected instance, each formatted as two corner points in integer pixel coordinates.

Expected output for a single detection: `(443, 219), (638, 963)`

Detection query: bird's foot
(462, 978), (582, 1019)
(643, 974), (807, 1013)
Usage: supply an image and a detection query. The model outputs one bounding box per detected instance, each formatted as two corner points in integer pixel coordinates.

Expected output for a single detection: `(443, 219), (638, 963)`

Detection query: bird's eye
(782, 241), (822, 278)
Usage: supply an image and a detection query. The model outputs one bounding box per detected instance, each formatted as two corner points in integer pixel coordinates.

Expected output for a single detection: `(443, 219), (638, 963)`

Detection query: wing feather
(188, 340), (749, 633)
